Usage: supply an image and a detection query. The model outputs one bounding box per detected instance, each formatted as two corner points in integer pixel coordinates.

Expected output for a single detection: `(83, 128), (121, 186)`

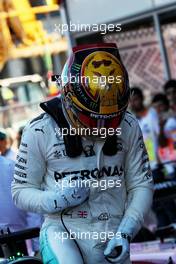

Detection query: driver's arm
(11, 117), (89, 214)
(118, 117), (154, 239)
(11, 120), (48, 214)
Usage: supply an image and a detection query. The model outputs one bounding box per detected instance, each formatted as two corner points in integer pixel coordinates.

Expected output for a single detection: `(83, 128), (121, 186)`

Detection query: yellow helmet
(61, 43), (130, 130)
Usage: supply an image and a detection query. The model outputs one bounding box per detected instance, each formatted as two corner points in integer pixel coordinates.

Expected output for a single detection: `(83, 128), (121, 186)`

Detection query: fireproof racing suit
(11, 111), (153, 264)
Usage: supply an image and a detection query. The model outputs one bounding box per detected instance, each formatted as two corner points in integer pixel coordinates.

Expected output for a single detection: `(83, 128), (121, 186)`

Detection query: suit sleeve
(11, 123), (48, 213)
(118, 120), (154, 238)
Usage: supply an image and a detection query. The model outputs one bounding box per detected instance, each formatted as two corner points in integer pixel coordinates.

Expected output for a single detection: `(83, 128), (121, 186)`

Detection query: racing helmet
(60, 43), (130, 132)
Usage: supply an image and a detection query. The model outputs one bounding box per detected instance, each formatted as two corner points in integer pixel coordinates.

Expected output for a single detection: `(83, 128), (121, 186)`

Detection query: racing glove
(104, 232), (130, 263)
(41, 179), (90, 214)
(104, 216), (139, 263)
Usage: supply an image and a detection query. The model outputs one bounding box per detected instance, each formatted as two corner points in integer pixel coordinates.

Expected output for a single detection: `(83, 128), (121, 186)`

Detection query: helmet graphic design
(60, 43), (130, 132)
(81, 51), (125, 114)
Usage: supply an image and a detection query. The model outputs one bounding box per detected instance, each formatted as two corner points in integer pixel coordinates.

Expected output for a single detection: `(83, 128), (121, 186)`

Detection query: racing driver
(12, 43), (153, 264)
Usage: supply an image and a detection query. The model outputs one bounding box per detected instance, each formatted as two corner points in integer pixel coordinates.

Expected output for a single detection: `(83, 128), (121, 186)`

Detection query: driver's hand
(104, 232), (130, 263)
(41, 179), (90, 213)
(58, 179), (90, 208)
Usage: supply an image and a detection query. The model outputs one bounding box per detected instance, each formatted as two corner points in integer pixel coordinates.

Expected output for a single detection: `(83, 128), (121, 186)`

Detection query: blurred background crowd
(0, 0), (176, 262)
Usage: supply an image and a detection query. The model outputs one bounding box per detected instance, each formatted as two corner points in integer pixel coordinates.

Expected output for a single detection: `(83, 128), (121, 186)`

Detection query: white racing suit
(11, 111), (153, 264)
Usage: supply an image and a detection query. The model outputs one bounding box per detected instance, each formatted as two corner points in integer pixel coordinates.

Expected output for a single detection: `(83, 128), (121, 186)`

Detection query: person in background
(152, 93), (175, 178)
(0, 130), (16, 161)
(163, 80), (176, 165)
(151, 91), (176, 227)
(0, 153), (42, 256)
(130, 87), (160, 176)
(152, 93), (169, 118)
(164, 80), (176, 115)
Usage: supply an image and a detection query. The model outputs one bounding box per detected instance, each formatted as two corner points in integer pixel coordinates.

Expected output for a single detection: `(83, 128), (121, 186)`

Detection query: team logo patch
(98, 213), (110, 221)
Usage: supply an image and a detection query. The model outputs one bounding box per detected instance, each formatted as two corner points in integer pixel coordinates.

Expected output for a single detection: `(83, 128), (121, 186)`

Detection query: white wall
(66, 0), (152, 25)
(153, 0), (176, 7)
(66, 0), (176, 27)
